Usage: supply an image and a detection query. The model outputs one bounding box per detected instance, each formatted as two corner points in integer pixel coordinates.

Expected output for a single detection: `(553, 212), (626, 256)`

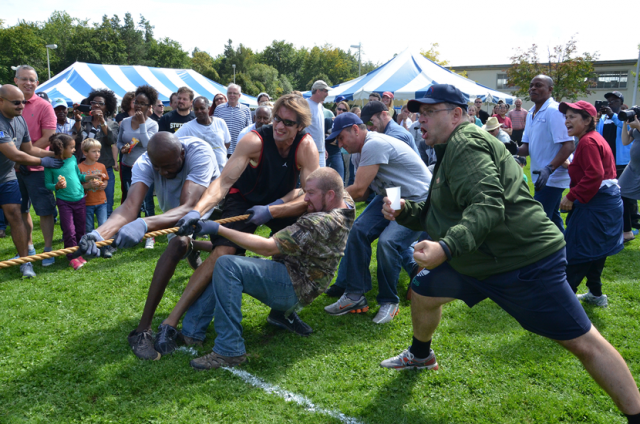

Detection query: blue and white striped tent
(37, 62), (258, 107)
(303, 49), (515, 105)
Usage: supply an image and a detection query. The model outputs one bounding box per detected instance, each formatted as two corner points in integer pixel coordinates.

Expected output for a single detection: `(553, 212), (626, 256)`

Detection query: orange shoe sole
(348, 306), (370, 314)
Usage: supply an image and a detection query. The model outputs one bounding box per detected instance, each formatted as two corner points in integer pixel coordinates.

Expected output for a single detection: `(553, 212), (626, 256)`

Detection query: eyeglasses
(90, 101), (105, 106)
(133, 101), (150, 107)
(0, 97), (27, 106)
(17, 77), (37, 83)
(337, 108), (347, 112)
(422, 108), (455, 117)
(273, 115), (298, 127)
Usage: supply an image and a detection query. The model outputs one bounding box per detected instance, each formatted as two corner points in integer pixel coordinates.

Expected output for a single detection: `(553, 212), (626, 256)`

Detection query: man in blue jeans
(517, 75), (574, 232)
(323, 113), (431, 324)
(182, 168), (354, 370)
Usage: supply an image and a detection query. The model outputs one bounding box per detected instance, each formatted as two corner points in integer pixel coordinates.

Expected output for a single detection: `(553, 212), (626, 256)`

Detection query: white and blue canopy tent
(37, 62), (259, 107)
(303, 49), (515, 105)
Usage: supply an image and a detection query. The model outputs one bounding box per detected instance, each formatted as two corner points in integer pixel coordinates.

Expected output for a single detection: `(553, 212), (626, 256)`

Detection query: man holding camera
(597, 91), (632, 177)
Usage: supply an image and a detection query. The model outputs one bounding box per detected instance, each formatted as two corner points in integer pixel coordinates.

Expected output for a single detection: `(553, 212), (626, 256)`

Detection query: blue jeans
(400, 232), (429, 277)
(182, 256), (299, 357)
(0, 209), (5, 231)
(326, 151), (344, 182)
(105, 167), (115, 218)
(534, 185), (565, 233)
(85, 202), (107, 233)
(333, 195), (422, 304)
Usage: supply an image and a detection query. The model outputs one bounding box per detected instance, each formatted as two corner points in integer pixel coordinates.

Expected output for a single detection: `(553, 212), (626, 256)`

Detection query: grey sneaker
(372, 303), (399, 324)
(128, 329), (161, 360)
(20, 262), (36, 278)
(577, 291), (608, 307)
(190, 351), (246, 370)
(324, 293), (369, 316)
(380, 348), (439, 371)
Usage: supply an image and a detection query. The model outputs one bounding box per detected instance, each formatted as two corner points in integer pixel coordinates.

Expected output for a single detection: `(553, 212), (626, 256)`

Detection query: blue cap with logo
(326, 112), (363, 143)
(407, 84), (468, 113)
(334, 95), (346, 103)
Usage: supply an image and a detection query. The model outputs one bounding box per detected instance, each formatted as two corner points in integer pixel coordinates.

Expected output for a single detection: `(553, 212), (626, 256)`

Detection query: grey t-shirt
(306, 98), (325, 155)
(359, 131), (431, 201)
(0, 113), (31, 183)
(131, 136), (220, 213)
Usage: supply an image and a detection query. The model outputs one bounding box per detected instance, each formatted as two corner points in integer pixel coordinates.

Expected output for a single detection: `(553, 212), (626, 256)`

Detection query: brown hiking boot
(190, 351), (246, 370)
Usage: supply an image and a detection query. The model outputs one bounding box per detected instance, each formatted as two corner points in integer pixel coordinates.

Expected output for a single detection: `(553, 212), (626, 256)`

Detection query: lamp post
(350, 43), (361, 76)
(45, 44), (57, 81)
(232, 64), (236, 84)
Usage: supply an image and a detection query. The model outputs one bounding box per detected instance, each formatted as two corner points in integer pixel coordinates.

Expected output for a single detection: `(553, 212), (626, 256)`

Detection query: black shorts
(411, 248), (592, 341)
(210, 193), (298, 254)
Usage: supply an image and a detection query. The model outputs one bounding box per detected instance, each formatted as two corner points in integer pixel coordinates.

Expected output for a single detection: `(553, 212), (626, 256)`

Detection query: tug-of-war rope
(0, 214), (250, 269)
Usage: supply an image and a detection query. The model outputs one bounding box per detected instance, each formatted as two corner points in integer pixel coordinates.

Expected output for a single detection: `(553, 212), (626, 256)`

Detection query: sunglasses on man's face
(273, 115), (297, 127)
(1, 97), (27, 106)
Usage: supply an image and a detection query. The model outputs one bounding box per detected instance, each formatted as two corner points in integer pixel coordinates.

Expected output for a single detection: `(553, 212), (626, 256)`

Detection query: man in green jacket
(379, 84), (640, 423)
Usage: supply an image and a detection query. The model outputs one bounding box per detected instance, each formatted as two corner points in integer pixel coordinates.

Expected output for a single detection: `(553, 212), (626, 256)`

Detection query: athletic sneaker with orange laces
(324, 293), (369, 315)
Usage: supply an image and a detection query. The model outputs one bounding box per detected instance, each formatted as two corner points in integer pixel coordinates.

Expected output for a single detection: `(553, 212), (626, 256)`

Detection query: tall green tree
(191, 48), (220, 81)
(0, 22), (46, 84)
(506, 37), (599, 102)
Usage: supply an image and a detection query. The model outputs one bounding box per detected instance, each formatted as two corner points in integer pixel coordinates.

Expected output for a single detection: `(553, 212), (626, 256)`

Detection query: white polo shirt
(521, 97), (572, 189)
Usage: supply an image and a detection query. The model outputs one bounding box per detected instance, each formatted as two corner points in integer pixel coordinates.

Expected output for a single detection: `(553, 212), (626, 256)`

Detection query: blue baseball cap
(407, 84), (468, 113)
(326, 112), (363, 143)
(51, 98), (68, 109)
(334, 95), (346, 103)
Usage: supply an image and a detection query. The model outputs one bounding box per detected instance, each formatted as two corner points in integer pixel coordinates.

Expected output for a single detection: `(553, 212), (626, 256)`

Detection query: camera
(617, 106), (640, 122)
(75, 104), (91, 113)
(594, 100), (608, 111)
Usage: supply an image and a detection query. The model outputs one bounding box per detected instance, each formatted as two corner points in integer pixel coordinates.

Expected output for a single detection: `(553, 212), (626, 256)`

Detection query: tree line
(0, 11), (380, 97)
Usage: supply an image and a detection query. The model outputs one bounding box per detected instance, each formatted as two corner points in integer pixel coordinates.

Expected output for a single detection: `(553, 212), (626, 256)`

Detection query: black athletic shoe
(154, 324), (179, 355)
(266, 310), (312, 337)
(324, 284), (345, 298)
(128, 329), (161, 360)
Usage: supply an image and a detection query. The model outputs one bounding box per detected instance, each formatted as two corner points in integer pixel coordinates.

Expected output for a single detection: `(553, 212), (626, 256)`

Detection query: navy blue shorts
(411, 248), (592, 340)
(0, 179), (22, 205)
(17, 171), (57, 215)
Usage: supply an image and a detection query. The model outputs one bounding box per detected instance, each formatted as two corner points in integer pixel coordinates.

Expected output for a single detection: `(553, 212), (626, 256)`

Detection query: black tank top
(230, 124), (307, 205)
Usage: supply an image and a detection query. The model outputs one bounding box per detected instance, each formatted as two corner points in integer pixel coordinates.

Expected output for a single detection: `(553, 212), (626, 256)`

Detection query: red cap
(558, 100), (596, 117)
(382, 91), (394, 99)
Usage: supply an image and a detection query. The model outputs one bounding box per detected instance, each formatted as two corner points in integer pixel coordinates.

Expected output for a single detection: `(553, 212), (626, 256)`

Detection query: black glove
(505, 140), (519, 155)
(532, 164), (554, 191)
(175, 210), (201, 236)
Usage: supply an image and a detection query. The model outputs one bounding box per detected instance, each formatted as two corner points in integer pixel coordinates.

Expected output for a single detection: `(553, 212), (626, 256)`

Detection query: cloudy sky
(4, 0), (639, 67)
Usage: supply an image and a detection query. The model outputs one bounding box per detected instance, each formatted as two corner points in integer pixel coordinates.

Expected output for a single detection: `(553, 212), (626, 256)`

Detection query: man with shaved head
(77, 132), (220, 360)
(517, 75), (574, 232)
(176, 96), (231, 171)
(0, 85), (63, 277)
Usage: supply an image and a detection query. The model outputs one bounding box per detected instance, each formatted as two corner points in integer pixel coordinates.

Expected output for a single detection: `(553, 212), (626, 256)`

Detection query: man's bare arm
(548, 140), (575, 171)
(193, 132), (262, 215)
(346, 164), (379, 201)
(217, 226), (280, 257)
(31, 128), (55, 149)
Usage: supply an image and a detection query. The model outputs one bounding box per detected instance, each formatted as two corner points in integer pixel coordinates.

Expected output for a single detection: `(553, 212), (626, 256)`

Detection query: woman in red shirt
(559, 101), (623, 307)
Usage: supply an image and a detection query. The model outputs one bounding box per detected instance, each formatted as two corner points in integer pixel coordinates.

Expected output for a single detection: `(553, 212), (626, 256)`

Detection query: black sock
(409, 336), (431, 359)
(626, 412), (640, 424)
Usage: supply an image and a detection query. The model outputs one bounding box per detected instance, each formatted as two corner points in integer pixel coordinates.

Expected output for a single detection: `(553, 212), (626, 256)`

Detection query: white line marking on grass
(224, 367), (365, 424)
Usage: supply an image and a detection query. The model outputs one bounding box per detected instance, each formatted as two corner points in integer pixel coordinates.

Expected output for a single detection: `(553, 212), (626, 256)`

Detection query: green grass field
(1, 166), (639, 423)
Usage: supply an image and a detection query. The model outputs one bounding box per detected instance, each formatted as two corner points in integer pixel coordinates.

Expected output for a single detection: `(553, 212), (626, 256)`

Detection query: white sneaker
(372, 303), (399, 324)
(145, 237), (155, 249)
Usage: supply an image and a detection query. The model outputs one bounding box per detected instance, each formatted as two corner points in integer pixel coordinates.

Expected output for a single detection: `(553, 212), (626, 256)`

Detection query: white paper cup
(386, 186), (402, 210)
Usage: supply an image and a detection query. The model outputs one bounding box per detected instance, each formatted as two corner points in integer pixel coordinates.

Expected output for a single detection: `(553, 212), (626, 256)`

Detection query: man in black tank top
(150, 95), (320, 356)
